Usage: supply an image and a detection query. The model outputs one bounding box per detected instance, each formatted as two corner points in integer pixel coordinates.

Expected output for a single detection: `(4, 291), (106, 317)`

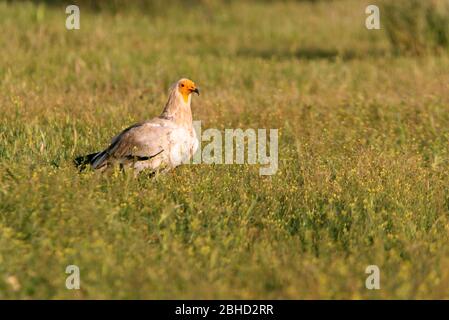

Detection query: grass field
(1, 0), (449, 299)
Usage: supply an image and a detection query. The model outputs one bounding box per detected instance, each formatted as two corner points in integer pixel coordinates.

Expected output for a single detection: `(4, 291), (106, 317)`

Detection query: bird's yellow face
(178, 79), (199, 103)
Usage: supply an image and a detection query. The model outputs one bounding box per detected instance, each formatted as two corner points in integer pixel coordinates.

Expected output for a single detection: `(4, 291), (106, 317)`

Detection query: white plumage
(75, 78), (200, 174)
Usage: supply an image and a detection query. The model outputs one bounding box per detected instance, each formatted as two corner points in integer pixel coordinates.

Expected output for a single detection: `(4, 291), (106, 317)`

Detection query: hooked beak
(192, 87), (200, 95)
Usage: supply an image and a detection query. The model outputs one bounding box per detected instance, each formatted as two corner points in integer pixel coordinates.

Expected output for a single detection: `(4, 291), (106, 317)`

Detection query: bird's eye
(181, 84), (185, 87)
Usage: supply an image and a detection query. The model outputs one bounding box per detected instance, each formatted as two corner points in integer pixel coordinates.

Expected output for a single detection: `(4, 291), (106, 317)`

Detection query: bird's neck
(160, 90), (193, 128)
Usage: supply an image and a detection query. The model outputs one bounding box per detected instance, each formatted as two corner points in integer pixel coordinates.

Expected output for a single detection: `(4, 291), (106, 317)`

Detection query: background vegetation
(382, 0), (449, 55)
(1, 0), (449, 299)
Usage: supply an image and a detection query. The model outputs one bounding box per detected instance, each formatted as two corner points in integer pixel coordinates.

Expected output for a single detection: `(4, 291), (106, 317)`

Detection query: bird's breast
(167, 126), (197, 167)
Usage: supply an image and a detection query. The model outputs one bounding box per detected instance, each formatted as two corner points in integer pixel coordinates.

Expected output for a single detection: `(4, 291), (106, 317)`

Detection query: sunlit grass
(1, 0), (449, 299)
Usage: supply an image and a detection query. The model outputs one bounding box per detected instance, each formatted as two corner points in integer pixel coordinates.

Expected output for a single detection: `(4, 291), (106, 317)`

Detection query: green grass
(382, 0), (449, 55)
(1, 0), (449, 299)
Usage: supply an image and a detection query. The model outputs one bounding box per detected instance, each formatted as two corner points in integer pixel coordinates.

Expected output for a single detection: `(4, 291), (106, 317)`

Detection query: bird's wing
(91, 119), (172, 169)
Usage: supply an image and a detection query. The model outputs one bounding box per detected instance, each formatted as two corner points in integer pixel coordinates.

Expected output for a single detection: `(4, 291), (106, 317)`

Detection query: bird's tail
(73, 152), (100, 171)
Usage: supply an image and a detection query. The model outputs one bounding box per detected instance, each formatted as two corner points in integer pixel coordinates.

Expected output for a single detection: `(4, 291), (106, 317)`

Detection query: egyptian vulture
(74, 78), (200, 174)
